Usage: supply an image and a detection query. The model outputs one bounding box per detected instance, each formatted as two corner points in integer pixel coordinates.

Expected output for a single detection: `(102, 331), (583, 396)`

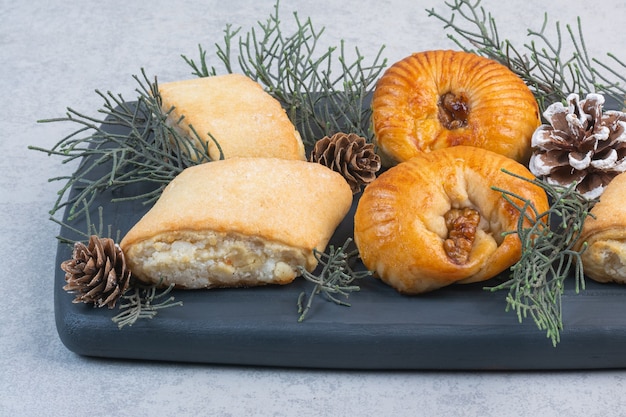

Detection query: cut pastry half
(120, 157), (353, 289)
(576, 172), (626, 284)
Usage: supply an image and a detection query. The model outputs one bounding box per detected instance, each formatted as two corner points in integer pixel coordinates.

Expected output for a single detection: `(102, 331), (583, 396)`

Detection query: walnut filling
(126, 231), (307, 288)
(437, 91), (470, 130)
(443, 207), (480, 264)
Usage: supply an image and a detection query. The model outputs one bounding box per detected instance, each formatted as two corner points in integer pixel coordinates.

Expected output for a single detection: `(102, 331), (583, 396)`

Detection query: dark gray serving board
(54, 103), (626, 370)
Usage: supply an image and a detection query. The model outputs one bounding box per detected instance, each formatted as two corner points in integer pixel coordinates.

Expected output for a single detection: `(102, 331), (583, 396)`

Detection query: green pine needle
(297, 238), (372, 322)
(112, 282), (183, 329)
(181, 0), (387, 145)
(31, 69), (218, 221)
(489, 170), (596, 346)
(427, 0), (626, 113)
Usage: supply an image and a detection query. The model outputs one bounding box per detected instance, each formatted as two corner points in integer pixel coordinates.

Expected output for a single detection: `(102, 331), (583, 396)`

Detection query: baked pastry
(576, 172), (626, 284)
(353, 146), (549, 294)
(371, 50), (540, 166)
(159, 73), (306, 161)
(120, 157), (353, 289)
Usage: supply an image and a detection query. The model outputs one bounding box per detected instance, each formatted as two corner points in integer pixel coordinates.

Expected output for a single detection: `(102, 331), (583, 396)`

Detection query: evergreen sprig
(182, 1), (387, 144)
(489, 170), (596, 346)
(427, 0), (626, 113)
(31, 69), (218, 221)
(112, 282), (183, 329)
(297, 238), (372, 322)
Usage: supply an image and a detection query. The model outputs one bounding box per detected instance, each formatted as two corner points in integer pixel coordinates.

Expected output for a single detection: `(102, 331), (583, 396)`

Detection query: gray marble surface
(3, 0), (626, 415)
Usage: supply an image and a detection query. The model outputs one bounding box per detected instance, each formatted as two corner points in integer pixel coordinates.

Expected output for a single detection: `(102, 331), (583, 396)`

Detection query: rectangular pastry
(119, 157), (352, 289)
(159, 73), (306, 161)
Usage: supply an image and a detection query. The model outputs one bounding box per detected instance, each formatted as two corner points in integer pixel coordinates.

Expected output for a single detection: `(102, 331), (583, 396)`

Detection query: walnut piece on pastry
(119, 157), (353, 289)
(353, 146), (549, 294)
(159, 73), (306, 161)
(575, 172), (626, 284)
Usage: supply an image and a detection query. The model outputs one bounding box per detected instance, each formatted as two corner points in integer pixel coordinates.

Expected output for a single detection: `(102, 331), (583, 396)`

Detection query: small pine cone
(309, 133), (381, 193)
(61, 235), (131, 308)
(529, 93), (626, 199)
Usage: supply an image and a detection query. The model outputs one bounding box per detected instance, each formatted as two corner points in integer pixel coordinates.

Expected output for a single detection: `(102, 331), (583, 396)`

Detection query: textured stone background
(3, 1), (626, 416)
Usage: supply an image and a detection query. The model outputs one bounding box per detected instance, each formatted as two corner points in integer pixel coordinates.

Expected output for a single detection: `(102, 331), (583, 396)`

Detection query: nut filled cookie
(371, 50), (540, 166)
(353, 146), (549, 294)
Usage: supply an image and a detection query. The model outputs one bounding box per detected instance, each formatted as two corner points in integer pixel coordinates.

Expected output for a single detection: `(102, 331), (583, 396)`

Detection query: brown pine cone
(529, 93), (626, 199)
(61, 235), (131, 308)
(309, 133), (381, 193)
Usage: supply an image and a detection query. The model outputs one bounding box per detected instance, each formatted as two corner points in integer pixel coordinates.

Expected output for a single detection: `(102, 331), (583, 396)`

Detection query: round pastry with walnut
(371, 50), (540, 166)
(353, 146), (549, 294)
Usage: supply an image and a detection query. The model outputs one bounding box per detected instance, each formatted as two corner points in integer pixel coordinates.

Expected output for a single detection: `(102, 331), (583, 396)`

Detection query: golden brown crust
(577, 172), (626, 283)
(159, 74), (306, 161)
(120, 158), (353, 286)
(371, 50), (540, 166)
(353, 146), (549, 294)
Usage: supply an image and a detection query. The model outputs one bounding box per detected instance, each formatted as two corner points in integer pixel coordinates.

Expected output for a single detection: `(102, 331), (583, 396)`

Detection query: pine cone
(309, 133), (381, 193)
(529, 93), (626, 199)
(61, 235), (131, 308)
